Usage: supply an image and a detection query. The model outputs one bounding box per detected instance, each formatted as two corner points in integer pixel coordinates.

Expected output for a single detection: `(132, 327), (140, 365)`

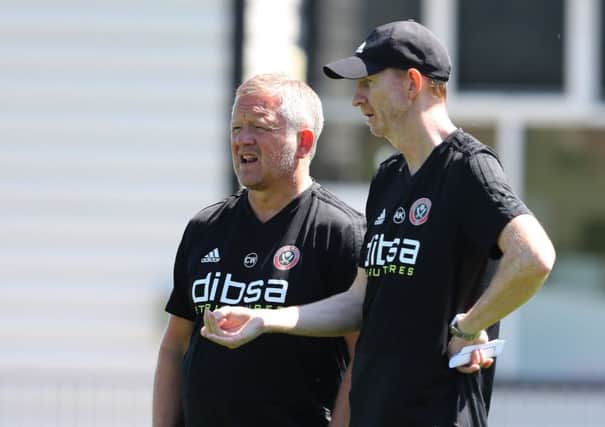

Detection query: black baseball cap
(323, 20), (451, 81)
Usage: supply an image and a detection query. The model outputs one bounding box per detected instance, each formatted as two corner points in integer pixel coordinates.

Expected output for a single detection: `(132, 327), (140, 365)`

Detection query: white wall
(0, 1), (231, 425)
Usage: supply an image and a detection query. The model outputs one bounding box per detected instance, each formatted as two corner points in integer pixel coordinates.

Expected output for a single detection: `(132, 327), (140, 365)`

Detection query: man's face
(352, 69), (409, 138)
(230, 93), (297, 190)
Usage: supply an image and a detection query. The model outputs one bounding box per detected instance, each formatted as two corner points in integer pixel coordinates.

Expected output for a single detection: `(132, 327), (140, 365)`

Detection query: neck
(388, 103), (456, 175)
(247, 174), (313, 223)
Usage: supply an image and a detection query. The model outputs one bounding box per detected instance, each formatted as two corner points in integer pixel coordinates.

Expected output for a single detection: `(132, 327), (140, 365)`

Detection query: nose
(352, 83), (366, 107)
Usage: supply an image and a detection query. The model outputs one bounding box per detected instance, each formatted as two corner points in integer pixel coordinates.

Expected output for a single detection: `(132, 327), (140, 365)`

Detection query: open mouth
(240, 154), (258, 164)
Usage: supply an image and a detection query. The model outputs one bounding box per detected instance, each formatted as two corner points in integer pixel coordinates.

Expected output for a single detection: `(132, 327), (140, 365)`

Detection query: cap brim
(323, 56), (385, 80)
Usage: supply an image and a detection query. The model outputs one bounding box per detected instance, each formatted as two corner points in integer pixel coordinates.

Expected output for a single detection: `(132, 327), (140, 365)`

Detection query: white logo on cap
(356, 42), (366, 53)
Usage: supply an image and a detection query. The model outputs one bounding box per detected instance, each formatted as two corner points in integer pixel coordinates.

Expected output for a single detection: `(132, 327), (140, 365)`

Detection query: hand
(201, 306), (265, 349)
(447, 330), (494, 374)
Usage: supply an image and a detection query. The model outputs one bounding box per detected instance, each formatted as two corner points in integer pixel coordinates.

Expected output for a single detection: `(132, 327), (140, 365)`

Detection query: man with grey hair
(152, 73), (365, 426)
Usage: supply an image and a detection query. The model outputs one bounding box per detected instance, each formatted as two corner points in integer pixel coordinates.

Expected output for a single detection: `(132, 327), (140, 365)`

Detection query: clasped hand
(447, 330), (494, 374)
(201, 307), (264, 349)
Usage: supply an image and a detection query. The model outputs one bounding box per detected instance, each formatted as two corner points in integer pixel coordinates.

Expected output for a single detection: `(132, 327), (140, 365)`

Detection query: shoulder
(187, 190), (245, 230)
(310, 184), (366, 255)
(438, 130), (504, 183)
(311, 184), (365, 227)
(447, 129), (499, 162)
(376, 152), (405, 174)
(367, 153), (406, 190)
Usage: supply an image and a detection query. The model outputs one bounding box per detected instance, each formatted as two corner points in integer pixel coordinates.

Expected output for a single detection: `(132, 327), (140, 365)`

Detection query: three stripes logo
(374, 208), (386, 226)
(201, 248), (221, 263)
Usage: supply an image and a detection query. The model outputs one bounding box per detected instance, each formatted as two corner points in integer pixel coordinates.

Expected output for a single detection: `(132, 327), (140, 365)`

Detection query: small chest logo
(273, 245), (301, 271)
(374, 208), (386, 225)
(393, 207), (406, 224)
(201, 248), (221, 263)
(409, 198), (432, 226)
(243, 253), (258, 268)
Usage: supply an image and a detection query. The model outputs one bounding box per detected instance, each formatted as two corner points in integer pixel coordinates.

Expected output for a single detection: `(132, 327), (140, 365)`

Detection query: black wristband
(449, 314), (481, 341)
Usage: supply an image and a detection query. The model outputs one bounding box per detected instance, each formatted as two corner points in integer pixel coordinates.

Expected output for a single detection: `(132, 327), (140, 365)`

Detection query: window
(312, 123), (392, 182)
(457, 0), (564, 92)
(362, 0), (421, 35)
(519, 127), (605, 380)
(526, 128), (605, 256)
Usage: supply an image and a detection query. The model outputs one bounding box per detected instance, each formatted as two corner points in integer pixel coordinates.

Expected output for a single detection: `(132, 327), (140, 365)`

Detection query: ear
(406, 68), (423, 100)
(296, 129), (315, 158)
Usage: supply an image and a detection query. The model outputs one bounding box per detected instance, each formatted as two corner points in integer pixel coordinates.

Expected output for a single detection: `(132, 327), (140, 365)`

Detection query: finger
(203, 331), (246, 349)
(215, 306), (236, 329)
(456, 364), (480, 374)
(475, 349), (485, 367)
(201, 310), (212, 336)
(204, 309), (246, 338)
(456, 350), (482, 374)
(481, 357), (494, 369)
(202, 309), (212, 334)
(214, 305), (232, 319)
(473, 349), (482, 362)
(476, 349), (495, 369)
(203, 309), (222, 336)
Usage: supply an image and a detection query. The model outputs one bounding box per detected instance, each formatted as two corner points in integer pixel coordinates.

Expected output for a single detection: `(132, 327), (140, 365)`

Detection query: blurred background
(1, 0), (604, 425)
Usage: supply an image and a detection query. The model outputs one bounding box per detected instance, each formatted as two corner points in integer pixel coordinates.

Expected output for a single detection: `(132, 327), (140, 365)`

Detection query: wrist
(449, 313), (481, 341)
(259, 309), (278, 334)
(262, 306), (298, 334)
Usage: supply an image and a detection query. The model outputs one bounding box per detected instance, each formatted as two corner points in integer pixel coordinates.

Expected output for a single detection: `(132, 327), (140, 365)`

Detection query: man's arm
(329, 333), (357, 427)
(448, 214), (556, 371)
(202, 267), (367, 348)
(152, 315), (194, 427)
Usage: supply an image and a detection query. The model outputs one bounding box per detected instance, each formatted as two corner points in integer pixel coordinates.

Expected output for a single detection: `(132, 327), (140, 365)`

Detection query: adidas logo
(374, 209), (386, 226)
(201, 248), (221, 263)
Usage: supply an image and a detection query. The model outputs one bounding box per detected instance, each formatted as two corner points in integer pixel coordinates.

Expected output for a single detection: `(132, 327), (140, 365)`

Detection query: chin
(240, 180), (265, 191)
(236, 172), (257, 187)
(369, 128), (383, 137)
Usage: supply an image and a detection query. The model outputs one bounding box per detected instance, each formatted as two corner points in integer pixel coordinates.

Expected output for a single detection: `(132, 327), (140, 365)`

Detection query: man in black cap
(202, 21), (556, 426)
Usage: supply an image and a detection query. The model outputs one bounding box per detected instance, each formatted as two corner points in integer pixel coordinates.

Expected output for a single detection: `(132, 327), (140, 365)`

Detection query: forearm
(263, 288), (363, 337)
(459, 215), (555, 334)
(460, 259), (543, 333)
(329, 360), (352, 427)
(152, 347), (184, 427)
(202, 269), (367, 348)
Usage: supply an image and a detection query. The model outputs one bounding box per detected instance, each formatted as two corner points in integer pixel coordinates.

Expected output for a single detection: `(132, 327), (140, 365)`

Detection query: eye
(357, 78), (370, 89)
(255, 125), (276, 132)
(231, 125), (241, 133)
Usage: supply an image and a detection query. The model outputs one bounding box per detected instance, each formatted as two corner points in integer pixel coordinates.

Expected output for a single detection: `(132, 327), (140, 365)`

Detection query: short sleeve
(165, 222), (196, 321)
(457, 151), (531, 257)
(327, 214), (366, 295)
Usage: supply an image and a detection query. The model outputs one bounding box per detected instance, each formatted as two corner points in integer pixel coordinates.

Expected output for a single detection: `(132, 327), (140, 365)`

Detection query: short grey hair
(233, 73), (324, 159)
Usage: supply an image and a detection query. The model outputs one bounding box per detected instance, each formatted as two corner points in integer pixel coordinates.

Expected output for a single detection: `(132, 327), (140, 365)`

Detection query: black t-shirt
(166, 182), (365, 427)
(350, 129), (530, 427)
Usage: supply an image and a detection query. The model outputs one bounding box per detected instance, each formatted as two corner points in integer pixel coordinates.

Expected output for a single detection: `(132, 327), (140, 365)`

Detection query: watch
(449, 314), (481, 341)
